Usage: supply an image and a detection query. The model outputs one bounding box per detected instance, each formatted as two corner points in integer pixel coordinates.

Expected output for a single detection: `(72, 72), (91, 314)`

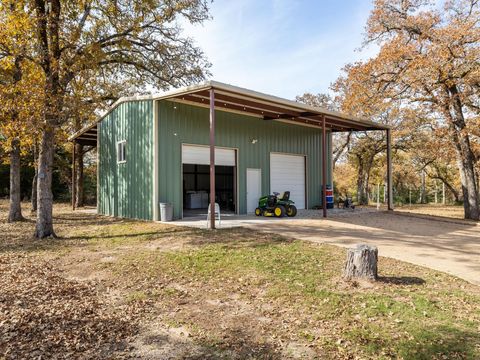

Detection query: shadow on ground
(397, 325), (479, 359)
(134, 325), (283, 359)
(377, 276), (426, 286)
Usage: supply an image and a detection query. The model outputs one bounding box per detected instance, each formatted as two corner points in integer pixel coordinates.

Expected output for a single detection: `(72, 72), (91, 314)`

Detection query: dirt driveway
(239, 211), (480, 285)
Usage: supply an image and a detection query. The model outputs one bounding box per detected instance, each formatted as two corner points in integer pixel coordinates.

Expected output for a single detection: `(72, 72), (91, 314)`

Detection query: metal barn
(71, 81), (391, 228)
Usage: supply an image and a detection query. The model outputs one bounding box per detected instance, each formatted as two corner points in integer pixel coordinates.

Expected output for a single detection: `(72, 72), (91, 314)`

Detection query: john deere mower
(255, 191), (297, 217)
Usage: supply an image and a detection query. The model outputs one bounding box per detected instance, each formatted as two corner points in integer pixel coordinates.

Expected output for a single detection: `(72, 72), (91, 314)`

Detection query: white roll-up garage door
(182, 145), (235, 166)
(270, 153), (306, 209)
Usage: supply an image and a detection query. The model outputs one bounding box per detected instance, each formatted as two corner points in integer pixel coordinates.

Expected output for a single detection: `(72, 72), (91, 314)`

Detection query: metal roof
(70, 80), (389, 145)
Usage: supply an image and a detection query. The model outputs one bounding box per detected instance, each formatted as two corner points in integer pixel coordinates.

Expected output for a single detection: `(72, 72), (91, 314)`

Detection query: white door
(270, 153), (305, 209)
(182, 144), (235, 166)
(246, 168), (261, 213)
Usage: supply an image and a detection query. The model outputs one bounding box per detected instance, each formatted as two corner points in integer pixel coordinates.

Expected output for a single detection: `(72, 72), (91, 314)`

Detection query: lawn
(391, 204), (465, 220)
(1, 201), (479, 359)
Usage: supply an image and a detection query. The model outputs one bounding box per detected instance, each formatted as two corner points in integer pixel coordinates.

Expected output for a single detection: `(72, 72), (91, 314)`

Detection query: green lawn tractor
(255, 191), (297, 217)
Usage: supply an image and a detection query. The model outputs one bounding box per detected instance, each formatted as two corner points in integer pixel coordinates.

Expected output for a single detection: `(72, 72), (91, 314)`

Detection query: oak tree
(0, 1), (43, 221)
(362, 0), (480, 219)
(1, 0), (211, 237)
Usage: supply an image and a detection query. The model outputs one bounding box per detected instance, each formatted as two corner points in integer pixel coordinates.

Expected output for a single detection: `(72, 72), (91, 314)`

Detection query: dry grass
(391, 204), (465, 219)
(1, 200), (479, 359)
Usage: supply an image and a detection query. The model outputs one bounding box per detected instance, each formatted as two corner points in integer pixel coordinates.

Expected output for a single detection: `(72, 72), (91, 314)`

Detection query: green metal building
(71, 81), (390, 222)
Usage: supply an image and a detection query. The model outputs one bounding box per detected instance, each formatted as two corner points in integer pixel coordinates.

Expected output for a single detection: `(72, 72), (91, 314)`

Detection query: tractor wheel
(286, 205), (297, 217)
(255, 208), (262, 216)
(274, 205), (285, 217)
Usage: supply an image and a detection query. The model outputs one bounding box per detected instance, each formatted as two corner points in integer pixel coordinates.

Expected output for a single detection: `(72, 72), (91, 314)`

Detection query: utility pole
(409, 188), (412, 208)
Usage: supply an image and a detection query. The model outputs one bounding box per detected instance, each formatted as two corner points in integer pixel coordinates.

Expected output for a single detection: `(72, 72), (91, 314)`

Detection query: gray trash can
(159, 203), (173, 222)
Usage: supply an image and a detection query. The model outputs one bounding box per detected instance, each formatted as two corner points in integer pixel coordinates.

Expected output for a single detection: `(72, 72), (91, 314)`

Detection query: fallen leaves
(0, 253), (138, 359)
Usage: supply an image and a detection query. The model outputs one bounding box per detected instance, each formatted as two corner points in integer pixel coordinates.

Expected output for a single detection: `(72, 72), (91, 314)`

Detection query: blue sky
(183, 0), (378, 99)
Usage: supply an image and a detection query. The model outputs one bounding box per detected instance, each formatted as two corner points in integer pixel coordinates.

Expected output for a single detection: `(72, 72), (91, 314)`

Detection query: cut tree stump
(343, 244), (378, 280)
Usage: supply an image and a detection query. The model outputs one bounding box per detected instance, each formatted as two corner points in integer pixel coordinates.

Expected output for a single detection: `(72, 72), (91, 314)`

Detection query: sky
(182, 0), (379, 100)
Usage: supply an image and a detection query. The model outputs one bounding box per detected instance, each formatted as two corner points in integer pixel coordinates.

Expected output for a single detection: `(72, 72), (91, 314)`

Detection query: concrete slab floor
(171, 208), (377, 229)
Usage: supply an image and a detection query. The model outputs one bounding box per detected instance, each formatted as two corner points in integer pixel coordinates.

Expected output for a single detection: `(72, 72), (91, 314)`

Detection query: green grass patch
(109, 236), (480, 359)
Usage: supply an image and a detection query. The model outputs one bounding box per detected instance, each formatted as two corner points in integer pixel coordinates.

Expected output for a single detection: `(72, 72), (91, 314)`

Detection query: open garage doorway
(182, 145), (237, 218)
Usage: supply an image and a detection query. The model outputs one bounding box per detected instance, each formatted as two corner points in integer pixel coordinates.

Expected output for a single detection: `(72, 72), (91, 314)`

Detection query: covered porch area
(162, 82), (392, 228)
(70, 122), (98, 210)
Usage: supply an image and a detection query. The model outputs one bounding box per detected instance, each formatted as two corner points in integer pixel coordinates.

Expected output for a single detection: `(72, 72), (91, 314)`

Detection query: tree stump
(343, 244), (378, 280)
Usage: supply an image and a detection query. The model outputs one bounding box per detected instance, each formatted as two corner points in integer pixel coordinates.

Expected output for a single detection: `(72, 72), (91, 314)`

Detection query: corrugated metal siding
(157, 100), (332, 218)
(98, 100), (153, 220)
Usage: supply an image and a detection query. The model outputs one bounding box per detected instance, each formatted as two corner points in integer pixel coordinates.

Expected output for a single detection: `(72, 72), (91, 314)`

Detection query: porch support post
(386, 128), (393, 211)
(209, 88), (216, 229)
(72, 141), (76, 210)
(322, 115), (327, 218)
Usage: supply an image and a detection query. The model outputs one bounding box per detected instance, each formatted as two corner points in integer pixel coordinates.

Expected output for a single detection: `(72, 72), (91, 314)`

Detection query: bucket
(159, 203), (173, 222)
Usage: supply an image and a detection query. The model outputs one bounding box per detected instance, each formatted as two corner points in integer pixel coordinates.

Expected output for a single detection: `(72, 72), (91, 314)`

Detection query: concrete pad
(172, 208), (376, 229)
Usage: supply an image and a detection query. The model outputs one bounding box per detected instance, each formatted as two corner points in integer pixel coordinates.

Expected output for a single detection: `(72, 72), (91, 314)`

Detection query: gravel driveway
(244, 211), (480, 285)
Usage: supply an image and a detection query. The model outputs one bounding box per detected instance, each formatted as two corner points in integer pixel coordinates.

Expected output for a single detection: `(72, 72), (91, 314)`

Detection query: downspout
(153, 100), (159, 220)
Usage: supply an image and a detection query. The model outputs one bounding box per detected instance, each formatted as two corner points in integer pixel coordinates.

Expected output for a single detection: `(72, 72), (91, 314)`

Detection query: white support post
(209, 88), (216, 229)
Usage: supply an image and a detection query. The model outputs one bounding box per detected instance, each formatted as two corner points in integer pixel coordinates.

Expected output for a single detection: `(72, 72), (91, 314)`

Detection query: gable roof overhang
(69, 80), (389, 144)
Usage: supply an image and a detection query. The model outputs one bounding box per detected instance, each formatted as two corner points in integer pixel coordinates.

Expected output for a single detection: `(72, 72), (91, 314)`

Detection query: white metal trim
(116, 140), (127, 164)
(153, 100), (159, 221)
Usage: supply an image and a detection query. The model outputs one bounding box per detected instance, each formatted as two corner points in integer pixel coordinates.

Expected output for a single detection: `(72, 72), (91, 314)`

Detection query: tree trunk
(419, 170), (427, 204)
(31, 142), (38, 212)
(364, 158), (374, 205)
(33, 0), (62, 237)
(356, 154), (367, 205)
(454, 144), (478, 219)
(74, 142), (84, 208)
(333, 132), (352, 170)
(446, 86), (479, 220)
(383, 182), (386, 204)
(8, 55), (24, 222)
(446, 182), (460, 203)
(343, 244), (378, 280)
(442, 182), (446, 205)
(35, 127), (56, 238)
(432, 174), (460, 203)
(8, 138), (24, 222)
(356, 154), (375, 206)
(31, 172), (38, 211)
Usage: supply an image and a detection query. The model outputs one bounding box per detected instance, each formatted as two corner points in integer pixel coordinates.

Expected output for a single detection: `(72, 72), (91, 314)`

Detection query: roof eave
(69, 80), (390, 142)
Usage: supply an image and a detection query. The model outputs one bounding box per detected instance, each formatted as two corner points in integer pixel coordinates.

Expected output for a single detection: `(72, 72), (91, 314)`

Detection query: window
(117, 140), (126, 163)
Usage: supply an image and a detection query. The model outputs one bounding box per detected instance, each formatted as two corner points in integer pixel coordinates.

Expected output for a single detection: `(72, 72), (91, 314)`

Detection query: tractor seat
(280, 191), (290, 201)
